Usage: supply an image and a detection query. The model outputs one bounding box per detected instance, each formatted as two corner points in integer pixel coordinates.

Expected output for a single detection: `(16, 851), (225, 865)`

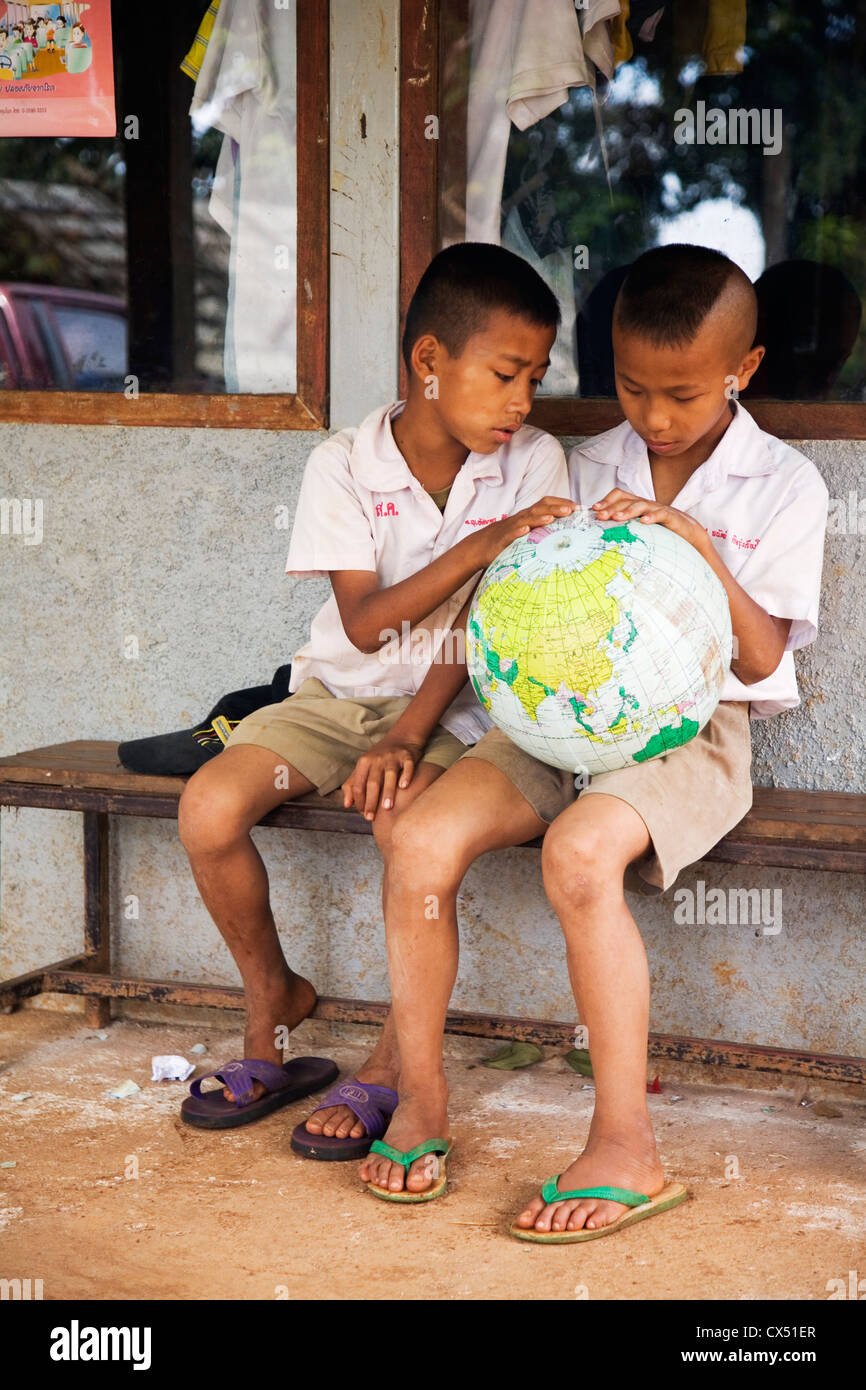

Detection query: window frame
(400, 0), (866, 440)
(0, 0), (329, 431)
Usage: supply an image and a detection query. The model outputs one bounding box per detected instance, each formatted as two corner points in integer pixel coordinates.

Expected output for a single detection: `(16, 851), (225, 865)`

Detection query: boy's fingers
(379, 765), (400, 811)
(346, 758), (371, 810)
(342, 767), (362, 808)
(398, 756), (416, 789)
(363, 767), (384, 820)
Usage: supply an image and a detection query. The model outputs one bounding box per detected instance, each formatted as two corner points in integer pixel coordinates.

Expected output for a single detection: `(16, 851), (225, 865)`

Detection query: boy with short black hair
(177, 242), (574, 1131)
(360, 244), (828, 1233)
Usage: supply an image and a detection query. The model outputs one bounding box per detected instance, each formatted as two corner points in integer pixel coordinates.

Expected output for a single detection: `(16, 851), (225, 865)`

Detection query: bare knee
(388, 804), (466, 895)
(178, 768), (256, 856)
(371, 764), (447, 861)
(541, 820), (624, 909)
(371, 810), (399, 861)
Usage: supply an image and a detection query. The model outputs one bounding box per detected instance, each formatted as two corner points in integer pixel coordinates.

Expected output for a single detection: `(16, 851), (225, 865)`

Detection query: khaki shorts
(460, 701), (753, 894)
(223, 677), (467, 796)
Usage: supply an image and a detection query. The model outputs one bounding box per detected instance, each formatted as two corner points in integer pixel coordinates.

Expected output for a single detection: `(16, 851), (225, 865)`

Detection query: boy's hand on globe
(592, 491), (711, 556)
(342, 735), (425, 820)
(475, 496), (577, 567)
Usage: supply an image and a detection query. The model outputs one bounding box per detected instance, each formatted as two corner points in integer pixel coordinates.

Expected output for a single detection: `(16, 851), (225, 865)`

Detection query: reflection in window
(448, 0), (866, 401)
(0, 131), (227, 392)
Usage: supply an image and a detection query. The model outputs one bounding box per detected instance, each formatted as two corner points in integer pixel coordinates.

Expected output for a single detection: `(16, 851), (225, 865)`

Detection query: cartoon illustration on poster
(0, 3), (115, 135)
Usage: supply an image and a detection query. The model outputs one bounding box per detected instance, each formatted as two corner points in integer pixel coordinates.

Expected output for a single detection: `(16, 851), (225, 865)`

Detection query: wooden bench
(2, 739), (865, 1084)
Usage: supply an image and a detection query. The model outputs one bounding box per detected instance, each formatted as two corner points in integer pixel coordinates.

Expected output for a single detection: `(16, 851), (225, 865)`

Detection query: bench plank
(1, 740), (865, 870)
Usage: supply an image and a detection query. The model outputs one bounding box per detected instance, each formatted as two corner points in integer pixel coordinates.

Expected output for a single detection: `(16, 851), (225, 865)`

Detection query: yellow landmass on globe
(475, 551), (629, 723)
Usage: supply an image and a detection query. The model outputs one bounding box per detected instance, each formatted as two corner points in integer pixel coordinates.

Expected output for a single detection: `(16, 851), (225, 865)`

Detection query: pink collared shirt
(286, 401), (568, 742)
(567, 404), (829, 718)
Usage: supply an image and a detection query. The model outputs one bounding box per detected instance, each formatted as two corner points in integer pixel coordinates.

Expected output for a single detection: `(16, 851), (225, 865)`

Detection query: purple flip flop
(290, 1079), (398, 1161)
(181, 1055), (339, 1130)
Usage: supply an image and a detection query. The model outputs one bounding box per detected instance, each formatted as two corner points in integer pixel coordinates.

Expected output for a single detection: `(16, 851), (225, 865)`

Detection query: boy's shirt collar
(347, 402), (505, 492)
(585, 402), (783, 504)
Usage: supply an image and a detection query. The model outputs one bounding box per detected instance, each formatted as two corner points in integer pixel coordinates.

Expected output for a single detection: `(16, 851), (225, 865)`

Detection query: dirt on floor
(0, 1008), (864, 1301)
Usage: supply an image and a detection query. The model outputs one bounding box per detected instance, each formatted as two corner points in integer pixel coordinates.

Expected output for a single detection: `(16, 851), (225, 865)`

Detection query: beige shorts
(461, 701), (753, 894)
(223, 677), (467, 796)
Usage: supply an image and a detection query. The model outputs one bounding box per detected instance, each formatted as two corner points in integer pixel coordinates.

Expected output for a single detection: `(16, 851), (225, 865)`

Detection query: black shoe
(117, 664), (292, 776)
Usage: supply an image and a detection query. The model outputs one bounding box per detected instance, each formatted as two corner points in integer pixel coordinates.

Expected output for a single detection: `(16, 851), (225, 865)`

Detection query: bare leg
(513, 792), (665, 1234)
(303, 760), (448, 1138)
(178, 745), (321, 1098)
(360, 759), (547, 1194)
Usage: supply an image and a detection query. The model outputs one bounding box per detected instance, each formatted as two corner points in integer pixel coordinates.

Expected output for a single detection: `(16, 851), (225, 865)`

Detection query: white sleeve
(733, 463), (829, 651)
(285, 441), (377, 578)
(512, 432), (569, 511)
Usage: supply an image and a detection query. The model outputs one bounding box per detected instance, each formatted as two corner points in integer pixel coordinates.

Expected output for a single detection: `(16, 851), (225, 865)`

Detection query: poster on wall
(0, 2), (115, 136)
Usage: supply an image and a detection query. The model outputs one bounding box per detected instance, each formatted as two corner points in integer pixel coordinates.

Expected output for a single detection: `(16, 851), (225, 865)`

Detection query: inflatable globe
(467, 508), (732, 776)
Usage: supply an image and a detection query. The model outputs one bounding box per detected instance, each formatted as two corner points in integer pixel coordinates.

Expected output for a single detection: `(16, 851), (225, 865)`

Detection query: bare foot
(303, 1031), (400, 1141)
(221, 971), (317, 1102)
(513, 1116), (664, 1234)
(358, 1080), (449, 1194)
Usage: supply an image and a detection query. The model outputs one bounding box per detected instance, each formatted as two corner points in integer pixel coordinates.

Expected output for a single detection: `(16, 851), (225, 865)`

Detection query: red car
(0, 283), (127, 390)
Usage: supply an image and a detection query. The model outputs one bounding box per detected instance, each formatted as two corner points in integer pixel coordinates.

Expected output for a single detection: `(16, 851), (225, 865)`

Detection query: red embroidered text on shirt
(375, 502), (399, 517)
(706, 526), (761, 549)
(464, 514), (509, 527)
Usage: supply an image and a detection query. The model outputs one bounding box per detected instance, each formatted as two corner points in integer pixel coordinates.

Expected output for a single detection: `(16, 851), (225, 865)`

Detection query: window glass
(52, 304), (127, 389)
(0, 0), (299, 396)
(445, 0), (866, 402)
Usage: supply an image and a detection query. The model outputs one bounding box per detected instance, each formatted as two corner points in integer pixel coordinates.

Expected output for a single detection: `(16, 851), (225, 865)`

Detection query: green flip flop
(510, 1178), (689, 1243)
(365, 1138), (452, 1203)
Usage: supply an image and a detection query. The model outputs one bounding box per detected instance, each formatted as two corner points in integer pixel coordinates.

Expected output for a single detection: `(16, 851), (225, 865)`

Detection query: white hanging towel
(467, 0), (593, 244)
(188, 0), (297, 395)
(579, 1), (625, 83)
(467, 0), (603, 394)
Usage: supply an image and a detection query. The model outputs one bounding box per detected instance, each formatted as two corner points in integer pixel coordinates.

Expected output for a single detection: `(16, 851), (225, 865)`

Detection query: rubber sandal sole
(180, 1057), (339, 1130)
(291, 1129), (381, 1161)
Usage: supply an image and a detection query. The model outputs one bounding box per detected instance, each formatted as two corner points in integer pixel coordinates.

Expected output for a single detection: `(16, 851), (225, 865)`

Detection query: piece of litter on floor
(10, 1092), (32, 1102)
(189, 1043), (207, 1055)
(647, 1075), (662, 1094)
(483, 1040), (544, 1070)
(109, 1080), (141, 1099)
(669, 1094), (683, 1103)
(151, 1055), (195, 1083)
(812, 1100), (843, 1118)
(564, 1048), (593, 1077)
(580, 1083), (594, 1091)
(761, 1106), (777, 1113)
(0, 1160), (16, 1168)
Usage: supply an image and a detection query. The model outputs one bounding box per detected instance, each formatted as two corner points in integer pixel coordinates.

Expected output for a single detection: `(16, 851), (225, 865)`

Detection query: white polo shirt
(286, 401), (568, 742)
(567, 404), (829, 719)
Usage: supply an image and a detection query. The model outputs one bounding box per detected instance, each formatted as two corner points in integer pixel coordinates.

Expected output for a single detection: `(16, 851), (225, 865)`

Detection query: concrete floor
(1, 1007), (864, 1301)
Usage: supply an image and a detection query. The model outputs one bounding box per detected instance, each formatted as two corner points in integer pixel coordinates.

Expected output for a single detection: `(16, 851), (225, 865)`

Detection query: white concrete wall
(2, 420), (864, 1055)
